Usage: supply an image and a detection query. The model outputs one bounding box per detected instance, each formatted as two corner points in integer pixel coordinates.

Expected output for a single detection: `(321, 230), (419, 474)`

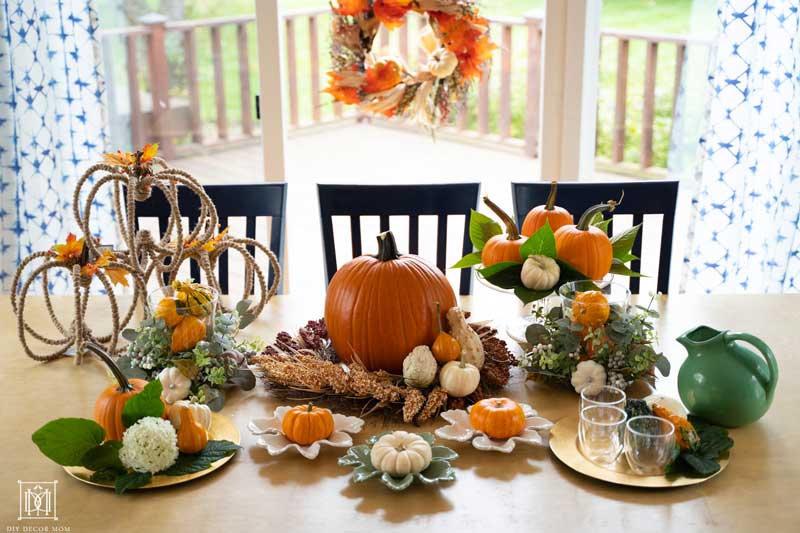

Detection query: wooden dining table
(1, 292), (797, 532)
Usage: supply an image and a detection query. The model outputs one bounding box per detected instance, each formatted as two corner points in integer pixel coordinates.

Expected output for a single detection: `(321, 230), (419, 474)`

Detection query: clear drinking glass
(580, 385), (626, 411)
(624, 416), (676, 475)
(578, 405), (627, 466)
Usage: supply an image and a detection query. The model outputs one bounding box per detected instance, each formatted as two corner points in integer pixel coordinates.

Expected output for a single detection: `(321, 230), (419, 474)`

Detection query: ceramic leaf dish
(249, 406), (365, 459)
(435, 403), (554, 453)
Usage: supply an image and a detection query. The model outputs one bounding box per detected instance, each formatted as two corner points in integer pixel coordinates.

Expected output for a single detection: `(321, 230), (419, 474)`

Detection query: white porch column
(254, 0), (287, 182)
(538, 0), (601, 181)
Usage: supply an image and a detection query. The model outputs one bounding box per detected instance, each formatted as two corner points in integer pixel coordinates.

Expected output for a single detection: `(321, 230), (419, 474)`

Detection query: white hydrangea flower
(119, 417), (179, 474)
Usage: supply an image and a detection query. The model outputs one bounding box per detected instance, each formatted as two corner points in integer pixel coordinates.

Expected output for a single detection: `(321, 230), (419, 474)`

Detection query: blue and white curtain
(0, 0), (113, 293)
(681, 0), (800, 293)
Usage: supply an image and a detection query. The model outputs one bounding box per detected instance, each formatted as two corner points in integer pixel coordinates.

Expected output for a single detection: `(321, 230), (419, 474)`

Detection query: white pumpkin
(370, 431), (432, 476)
(427, 47), (459, 78)
(570, 360), (606, 395)
(439, 360), (480, 397)
(168, 400), (212, 431)
(402, 346), (438, 388)
(644, 394), (688, 418)
(521, 255), (560, 290)
(158, 367), (192, 404)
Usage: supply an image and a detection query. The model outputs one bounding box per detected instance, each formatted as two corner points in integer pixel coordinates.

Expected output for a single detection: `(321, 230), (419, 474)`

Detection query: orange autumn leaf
(53, 233), (85, 263)
(80, 262), (99, 277)
(323, 71), (361, 104)
(202, 226), (229, 252)
(104, 267), (130, 287)
(94, 248), (115, 268)
(140, 143), (159, 163)
(332, 0), (369, 16)
(456, 35), (497, 81)
(102, 150), (136, 167)
(373, 0), (412, 29)
(363, 60), (403, 93)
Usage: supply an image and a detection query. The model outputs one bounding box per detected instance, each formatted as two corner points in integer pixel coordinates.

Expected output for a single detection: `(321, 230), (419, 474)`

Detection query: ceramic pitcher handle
(724, 332), (779, 405)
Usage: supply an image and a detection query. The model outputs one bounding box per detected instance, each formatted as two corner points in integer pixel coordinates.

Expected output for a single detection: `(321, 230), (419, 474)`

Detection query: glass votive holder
(580, 385), (626, 411)
(624, 415), (676, 476)
(578, 405), (627, 466)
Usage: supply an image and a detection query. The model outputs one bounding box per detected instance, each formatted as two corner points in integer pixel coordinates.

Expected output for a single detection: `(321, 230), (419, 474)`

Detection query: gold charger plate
(64, 412), (241, 489)
(549, 415), (729, 488)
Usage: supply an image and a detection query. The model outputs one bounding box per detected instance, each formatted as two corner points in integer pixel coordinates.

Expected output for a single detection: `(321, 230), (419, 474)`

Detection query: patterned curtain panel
(681, 0), (800, 294)
(0, 0), (113, 293)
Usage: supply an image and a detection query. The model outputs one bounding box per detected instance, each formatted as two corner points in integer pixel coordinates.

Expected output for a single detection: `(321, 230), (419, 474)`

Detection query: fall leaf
(104, 267), (129, 287)
(455, 35), (497, 82)
(331, 0), (369, 16)
(53, 233), (85, 263)
(323, 71), (362, 104)
(140, 143), (159, 163)
(102, 150), (136, 167)
(80, 262), (99, 277)
(95, 249), (115, 268)
(363, 60), (403, 93)
(373, 0), (412, 29)
(202, 227), (229, 252)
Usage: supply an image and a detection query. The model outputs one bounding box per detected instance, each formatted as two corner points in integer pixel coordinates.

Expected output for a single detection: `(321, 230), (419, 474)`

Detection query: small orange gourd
(571, 290), (610, 329)
(176, 408), (209, 454)
(521, 181), (574, 235)
(155, 297), (183, 328)
(431, 301), (461, 364)
(469, 397), (526, 439)
(171, 315), (206, 353)
(281, 404), (335, 445)
(481, 196), (525, 266)
(652, 404), (699, 450)
(554, 197), (621, 280)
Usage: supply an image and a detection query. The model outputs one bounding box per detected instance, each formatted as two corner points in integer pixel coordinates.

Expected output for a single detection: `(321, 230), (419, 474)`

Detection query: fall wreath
(325, 0), (496, 127)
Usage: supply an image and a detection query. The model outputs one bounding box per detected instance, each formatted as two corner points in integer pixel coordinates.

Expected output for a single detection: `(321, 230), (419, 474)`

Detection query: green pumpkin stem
(576, 192), (625, 231)
(84, 341), (134, 393)
(376, 231), (401, 261)
(545, 181), (559, 210)
(483, 196), (521, 240)
(307, 402), (314, 413)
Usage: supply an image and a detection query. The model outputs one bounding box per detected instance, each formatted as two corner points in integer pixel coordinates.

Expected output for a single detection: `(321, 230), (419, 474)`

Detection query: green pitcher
(676, 326), (778, 427)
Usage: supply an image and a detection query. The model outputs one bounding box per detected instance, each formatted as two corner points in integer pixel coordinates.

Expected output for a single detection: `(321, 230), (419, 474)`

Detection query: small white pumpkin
(402, 346), (438, 388)
(521, 255), (560, 290)
(439, 359), (480, 397)
(644, 394), (688, 418)
(370, 431), (432, 476)
(168, 400), (212, 431)
(570, 360), (607, 395)
(446, 307), (484, 368)
(158, 367), (192, 404)
(427, 47), (459, 78)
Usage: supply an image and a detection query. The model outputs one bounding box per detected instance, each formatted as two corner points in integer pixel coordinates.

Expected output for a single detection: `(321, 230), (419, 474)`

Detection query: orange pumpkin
(88, 342), (155, 441)
(176, 408), (209, 454)
(481, 196), (525, 266)
(325, 231), (456, 373)
(171, 315), (206, 353)
(155, 297), (183, 328)
(469, 397), (526, 439)
(554, 199), (620, 280)
(281, 404), (335, 445)
(652, 404), (699, 450)
(432, 301), (461, 364)
(572, 290), (610, 329)
(521, 181), (574, 235)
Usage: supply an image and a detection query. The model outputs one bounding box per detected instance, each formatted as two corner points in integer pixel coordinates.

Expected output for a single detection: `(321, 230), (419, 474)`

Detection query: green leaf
(519, 221), (556, 259)
(235, 300), (253, 316)
(121, 380), (164, 428)
(682, 453), (721, 476)
(238, 312), (256, 330)
(525, 323), (550, 345)
(655, 355), (671, 376)
(227, 368), (256, 391)
(81, 441), (124, 472)
(116, 356), (148, 380)
(89, 469), (118, 484)
(478, 262), (523, 289)
(32, 418), (106, 466)
(592, 215), (612, 233)
(159, 440), (241, 475)
(381, 472), (414, 491)
(353, 465), (381, 483)
(514, 286), (553, 304)
(468, 209), (502, 251)
(115, 471), (151, 495)
(121, 328), (138, 342)
(609, 258), (645, 278)
(611, 224), (641, 259)
(431, 445), (459, 461)
(450, 251), (483, 269)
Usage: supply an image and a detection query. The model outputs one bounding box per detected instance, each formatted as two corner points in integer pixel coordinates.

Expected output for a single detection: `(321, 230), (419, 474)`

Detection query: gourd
(158, 367), (192, 404)
(281, 404), (335, 445)
(427, 47), (458, 78)
(571, 360), (606, 395)
(469, 398), (526, 439)
(652, 404), (699, 450)
(88, 342), (153, 441)
(325, 231), (457, 373)
(521, 181), (574, 235)
(170, 315), (206, 353)
(172, 279), (215, 317)
(571, 290), (610, 328)
(431, 301), (461, 364)
(520, 255), (560, 291)
(439, 353), (481, 398)
(176, 408), (209, 454)
(154, 297), (183, 328)
(554, 198), (620, 280)
(446, 306), (484, 369)
(370, 431), (432, 476)
(402, 346), (438, 388)
(643, 394), (688, 418)
(169, 400), (212, 430)
(481, 196), (525, 266)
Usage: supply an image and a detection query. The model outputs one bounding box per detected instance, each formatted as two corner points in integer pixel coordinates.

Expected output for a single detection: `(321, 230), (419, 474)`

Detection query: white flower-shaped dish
(248, 406), (365, 459)
(435, 403), (554, 453)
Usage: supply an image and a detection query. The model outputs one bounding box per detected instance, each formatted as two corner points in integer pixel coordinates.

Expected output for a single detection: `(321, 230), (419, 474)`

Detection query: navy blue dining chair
(132, 183), (287, 293)
(511, 180), (679, 294)
(317, 183), (481, 295)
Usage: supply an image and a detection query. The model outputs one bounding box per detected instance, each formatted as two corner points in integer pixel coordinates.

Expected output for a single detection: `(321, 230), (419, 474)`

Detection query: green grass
(140, 0), (700, 168)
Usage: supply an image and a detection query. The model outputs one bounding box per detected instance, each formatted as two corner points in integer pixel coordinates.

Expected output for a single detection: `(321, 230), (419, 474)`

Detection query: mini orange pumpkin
(554, 198), (621, 280)
(281, 404), (335, 445)
(572, 290), (610, 329)
(155, 297), (183, 328)
(652, 404), (699, 450)
(171, 315), (206, 353)
(176, 408), (209, 454)
(469, 397), (526, 439)
(432, 301), (461, 364)
(521, 181), (574, 235)
(481, 196), (525, 266)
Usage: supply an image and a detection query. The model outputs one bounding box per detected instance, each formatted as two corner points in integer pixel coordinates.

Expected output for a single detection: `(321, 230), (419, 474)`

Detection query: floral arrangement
(325, 0), (496, 127)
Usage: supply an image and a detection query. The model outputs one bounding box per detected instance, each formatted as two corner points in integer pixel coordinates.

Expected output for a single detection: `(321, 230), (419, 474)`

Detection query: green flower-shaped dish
(338, 432), (458, 491)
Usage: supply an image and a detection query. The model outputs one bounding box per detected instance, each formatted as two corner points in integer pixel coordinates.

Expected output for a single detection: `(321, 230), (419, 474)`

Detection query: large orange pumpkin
(481, 196), (525, 266)
(521, 181), (574, 235)
(325, 231), (456, 373)
(554, 199), (619, 280)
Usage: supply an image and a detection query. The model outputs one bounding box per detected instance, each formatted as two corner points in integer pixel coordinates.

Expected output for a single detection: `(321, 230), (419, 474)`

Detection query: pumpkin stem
(435, 301), (443, 334)
(545, 181), (559, 211)
(575, 193), (624, 231)
(483, 196), (521, 240)
(376, 231), (401, 261)
(84, 341), (134, 393)
(307, 402), (314, 413)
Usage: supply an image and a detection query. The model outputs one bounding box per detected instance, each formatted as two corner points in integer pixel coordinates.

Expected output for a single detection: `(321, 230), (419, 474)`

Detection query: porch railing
(100, 9), (712, 171)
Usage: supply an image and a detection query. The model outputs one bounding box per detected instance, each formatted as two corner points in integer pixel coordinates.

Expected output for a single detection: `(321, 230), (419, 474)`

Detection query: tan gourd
(446, 307), (484, 369)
